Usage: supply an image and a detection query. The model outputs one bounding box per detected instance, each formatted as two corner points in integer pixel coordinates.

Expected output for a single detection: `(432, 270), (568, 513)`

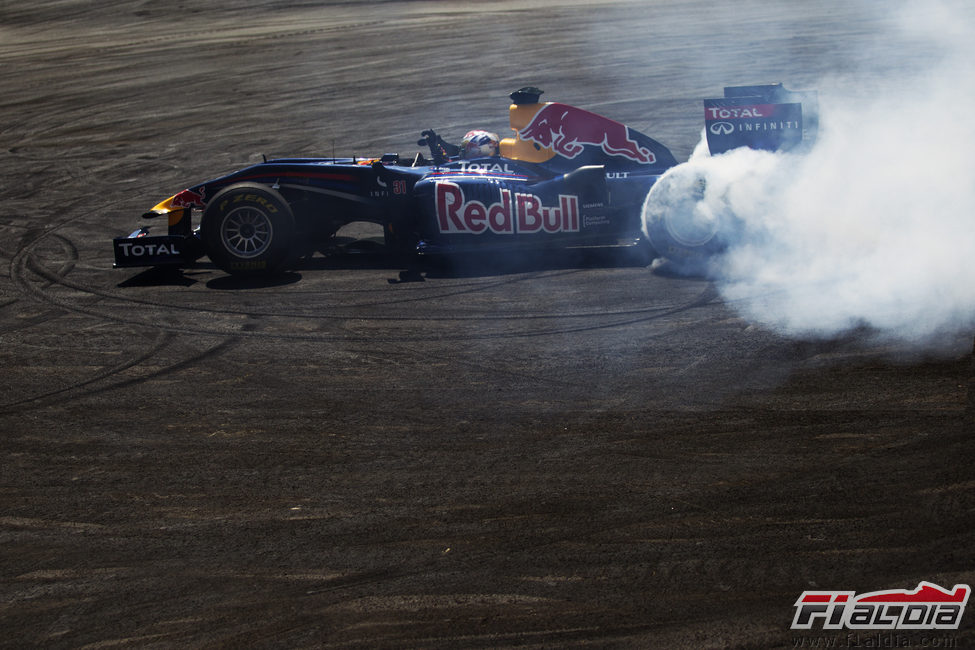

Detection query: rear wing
(704, 83), (818, 155)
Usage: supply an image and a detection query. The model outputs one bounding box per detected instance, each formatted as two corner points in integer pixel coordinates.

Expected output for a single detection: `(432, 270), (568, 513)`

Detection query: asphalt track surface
(2, 1), (973, 647)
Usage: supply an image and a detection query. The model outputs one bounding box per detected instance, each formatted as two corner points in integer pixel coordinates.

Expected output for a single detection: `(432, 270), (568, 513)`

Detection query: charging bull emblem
(518, 104), (656, 164)
(171, 187), (206, 209)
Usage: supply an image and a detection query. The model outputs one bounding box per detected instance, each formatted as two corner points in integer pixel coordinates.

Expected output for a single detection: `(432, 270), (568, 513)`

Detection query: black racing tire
(201, 183), (295, 276)
(642, 162), (731, 275)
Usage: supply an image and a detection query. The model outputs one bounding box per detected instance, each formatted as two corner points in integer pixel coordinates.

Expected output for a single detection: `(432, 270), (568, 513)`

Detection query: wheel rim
(664, 199), (719, 247)
(653, 171), (718, 247)
(221, 207), (273, 258)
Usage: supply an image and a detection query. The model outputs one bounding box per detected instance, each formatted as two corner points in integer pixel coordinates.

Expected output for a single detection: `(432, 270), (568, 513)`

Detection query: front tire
(201, 183), (295, 276)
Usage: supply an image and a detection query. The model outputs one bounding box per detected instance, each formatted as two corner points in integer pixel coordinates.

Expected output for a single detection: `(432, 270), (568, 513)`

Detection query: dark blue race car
(113, 85), (816, 276)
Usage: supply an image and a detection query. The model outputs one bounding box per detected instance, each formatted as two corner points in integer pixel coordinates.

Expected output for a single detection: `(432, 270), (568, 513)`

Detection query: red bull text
(436, 181), (580, 235)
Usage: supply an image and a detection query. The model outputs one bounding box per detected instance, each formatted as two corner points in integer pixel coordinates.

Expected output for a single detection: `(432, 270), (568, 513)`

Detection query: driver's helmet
(461, 130), (500, 158)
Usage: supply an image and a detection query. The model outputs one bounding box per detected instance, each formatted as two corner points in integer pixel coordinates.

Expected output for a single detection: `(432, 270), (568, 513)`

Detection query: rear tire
(201, 183), (295, 276)
(642, 163), (731, 275)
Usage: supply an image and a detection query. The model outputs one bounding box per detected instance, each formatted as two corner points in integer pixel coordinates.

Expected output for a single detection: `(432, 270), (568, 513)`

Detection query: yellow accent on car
(144, 195), (189, 228)
(150, 195), (176, 213)
(499, 102), (556, 163)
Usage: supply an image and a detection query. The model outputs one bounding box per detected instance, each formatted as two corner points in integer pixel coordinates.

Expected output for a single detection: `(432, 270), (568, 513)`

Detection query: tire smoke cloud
(652, 1), (975, 354)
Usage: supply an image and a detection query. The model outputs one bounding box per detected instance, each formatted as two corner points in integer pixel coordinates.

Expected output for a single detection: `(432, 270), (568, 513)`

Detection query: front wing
(113, 227), (204, 268)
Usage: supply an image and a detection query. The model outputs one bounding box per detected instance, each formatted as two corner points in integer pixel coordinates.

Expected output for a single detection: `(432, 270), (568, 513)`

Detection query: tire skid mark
(8, 200), (96, 282)
(0, 329), (174, 413)
(23, 245), (720, 343)
(12, 206), (719, 343)
(24, 232), (79, 290)
(4, 219), (239, 413)
(18, 251), (342, 341)
(12, 203), (681, 324)
(0, 331), (239, 414)
(50, 259), (698, 325)
(11, 193), (706, 332)
(0, 306), (70, 335)
(320, 268), (611, 312)
(3, 224), (81, 335)
(49, 232), (79, 280)
(375, 286), (719, 345)
(41, 336), (241, 411)
(104, 336), (240, 395)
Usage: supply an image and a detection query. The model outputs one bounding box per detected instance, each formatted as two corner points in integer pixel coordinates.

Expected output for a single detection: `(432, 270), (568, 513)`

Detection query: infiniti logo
(709, 121), (735, 135)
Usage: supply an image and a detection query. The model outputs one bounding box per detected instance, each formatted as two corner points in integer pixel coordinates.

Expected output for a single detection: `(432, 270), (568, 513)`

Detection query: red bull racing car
(113, 85), (816, 276)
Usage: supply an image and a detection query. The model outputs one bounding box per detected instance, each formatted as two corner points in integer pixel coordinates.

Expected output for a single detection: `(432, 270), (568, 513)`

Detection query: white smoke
(658, 1), (975, 353)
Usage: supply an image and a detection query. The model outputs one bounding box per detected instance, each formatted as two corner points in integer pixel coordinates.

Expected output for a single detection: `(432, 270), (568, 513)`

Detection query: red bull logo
(171, 187), (206, 209)
(517, 103), (655, 164)
(435, 181), (579, 235)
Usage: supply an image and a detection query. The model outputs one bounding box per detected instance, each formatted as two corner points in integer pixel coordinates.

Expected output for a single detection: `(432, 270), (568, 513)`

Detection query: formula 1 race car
(113, 85), (816, 276)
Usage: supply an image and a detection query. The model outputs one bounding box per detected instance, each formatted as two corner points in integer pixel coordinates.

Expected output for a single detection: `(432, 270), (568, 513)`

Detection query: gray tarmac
(1, 1), (973, 647)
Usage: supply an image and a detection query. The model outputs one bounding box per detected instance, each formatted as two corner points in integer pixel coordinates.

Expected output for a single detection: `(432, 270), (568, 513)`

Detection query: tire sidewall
(642, 165), (727, 275)
(202, 183), (295, 275)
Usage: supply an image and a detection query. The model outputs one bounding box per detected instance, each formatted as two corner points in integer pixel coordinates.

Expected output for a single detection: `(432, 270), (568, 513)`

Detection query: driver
(460, 130), (500, 158)
(418, 128), (500, 164)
